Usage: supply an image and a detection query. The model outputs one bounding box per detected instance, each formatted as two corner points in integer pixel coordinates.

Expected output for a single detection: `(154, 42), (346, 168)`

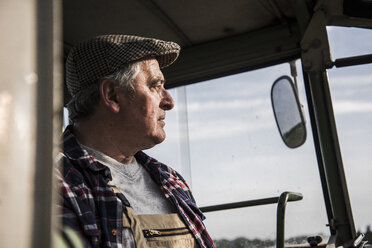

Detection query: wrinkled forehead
(136, 59), (165, 81)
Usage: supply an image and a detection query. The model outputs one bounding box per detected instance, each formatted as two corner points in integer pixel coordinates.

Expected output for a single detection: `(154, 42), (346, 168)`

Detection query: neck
(73, 118), (137, 164)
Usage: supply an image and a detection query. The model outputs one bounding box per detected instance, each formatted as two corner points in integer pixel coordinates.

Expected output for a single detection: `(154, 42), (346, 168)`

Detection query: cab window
(147, 62), (329, 245)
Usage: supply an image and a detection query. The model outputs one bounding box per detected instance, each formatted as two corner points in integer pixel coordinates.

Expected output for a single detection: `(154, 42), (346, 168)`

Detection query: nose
(160, 88), (174, 110)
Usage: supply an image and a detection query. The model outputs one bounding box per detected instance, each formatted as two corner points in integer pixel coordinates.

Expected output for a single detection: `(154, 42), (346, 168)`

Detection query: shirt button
(112, 229), (117, 236)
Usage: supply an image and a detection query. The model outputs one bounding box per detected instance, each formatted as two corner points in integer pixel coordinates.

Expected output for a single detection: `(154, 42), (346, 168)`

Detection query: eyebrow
(149, 76), (165, 84)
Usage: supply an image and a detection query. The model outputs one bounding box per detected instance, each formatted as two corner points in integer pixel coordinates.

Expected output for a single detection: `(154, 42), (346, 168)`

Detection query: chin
(153, 134), (166, 145)
(142, 134), (166, 150)
(153, 129), (166, 144)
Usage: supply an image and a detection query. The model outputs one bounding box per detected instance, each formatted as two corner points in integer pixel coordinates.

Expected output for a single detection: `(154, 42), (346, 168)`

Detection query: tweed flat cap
(66, 34), (180, 97)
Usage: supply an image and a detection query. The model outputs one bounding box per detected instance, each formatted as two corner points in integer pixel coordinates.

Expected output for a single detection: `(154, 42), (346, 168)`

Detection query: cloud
(187, 98), (267, 112)
(329, 74), (372, 87)
(333, 100), (372, 114)
(190, 122), (272, 142)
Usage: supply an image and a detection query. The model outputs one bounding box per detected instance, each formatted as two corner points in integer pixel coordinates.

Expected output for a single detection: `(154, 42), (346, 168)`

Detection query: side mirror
(271, 76), (306, 148)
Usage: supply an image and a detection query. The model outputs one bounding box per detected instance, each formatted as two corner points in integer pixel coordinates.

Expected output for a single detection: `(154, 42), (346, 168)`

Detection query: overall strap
(109, 183), (149, 248)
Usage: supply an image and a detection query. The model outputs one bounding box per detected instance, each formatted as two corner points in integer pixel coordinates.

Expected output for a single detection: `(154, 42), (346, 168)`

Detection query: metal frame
(333, 54), (372, 68)
(294, 0), (362, 245)
(277, 192), (304, 248)
(200, 192), (303, 248)
(302, 71), (356, 245)
(33, 0), (62, 248)
(302, 68), (335, 237)
(200, 193), (302, 213)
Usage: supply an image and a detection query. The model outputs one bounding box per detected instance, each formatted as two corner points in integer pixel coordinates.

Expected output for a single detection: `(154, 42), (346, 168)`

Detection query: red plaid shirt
(56, 125), (215, 248)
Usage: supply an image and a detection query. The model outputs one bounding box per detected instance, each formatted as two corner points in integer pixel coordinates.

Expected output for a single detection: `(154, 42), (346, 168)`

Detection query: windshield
(147, 61), (329, 246)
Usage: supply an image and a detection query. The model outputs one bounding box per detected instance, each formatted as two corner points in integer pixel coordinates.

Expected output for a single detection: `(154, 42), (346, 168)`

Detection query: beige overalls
(111, 184), (199, 248)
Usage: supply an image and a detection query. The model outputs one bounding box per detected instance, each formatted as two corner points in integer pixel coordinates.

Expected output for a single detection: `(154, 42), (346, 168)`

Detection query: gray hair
(67, 61), (142, 123)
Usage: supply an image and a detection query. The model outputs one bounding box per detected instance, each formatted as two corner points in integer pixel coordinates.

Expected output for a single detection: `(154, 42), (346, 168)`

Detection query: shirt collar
(62, 125), (165, 182)
(62, 125), (111, 175)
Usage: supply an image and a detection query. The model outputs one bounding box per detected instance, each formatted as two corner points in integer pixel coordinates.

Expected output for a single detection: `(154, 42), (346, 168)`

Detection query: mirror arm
(289, 60), (299, 93)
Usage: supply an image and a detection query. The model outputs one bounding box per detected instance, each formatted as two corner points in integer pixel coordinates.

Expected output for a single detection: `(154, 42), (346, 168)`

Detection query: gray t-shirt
(82, 145), (176, 246)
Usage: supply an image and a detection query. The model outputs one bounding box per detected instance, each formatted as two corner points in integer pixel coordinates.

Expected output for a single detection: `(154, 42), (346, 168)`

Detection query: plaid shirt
(56, 125), (215, 248)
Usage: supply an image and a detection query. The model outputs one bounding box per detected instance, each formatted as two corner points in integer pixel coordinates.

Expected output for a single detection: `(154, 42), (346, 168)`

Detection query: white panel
(0, 1), (37, 247)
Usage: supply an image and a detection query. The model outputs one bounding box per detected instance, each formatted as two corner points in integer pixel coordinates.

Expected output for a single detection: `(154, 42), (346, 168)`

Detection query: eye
(150, 81), (163, 90)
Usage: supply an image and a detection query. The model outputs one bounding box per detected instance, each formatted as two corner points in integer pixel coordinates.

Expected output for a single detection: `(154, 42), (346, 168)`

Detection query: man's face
(117, 59), (174, 149)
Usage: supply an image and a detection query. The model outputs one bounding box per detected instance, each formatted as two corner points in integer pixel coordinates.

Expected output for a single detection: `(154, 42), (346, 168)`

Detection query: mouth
(158, 115), (166, 127)
(158, 113), (166, 121)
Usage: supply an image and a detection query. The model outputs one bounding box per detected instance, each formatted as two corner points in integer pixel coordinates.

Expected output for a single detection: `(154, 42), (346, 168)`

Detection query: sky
(146, 26), (372, 241)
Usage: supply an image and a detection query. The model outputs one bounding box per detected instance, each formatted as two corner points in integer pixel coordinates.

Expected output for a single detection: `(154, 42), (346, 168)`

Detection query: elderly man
(57, 35), (215, 248)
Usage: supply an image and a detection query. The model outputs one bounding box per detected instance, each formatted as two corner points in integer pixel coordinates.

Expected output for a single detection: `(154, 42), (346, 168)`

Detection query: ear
(100, 79), (120, 113)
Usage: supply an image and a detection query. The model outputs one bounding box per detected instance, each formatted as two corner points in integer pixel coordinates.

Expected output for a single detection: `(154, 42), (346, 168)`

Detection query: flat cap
(66, 34), (180, 97)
